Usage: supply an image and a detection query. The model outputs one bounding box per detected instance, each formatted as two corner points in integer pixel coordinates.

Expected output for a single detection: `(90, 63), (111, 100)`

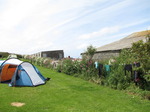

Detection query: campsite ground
(0, 66), (150, 112)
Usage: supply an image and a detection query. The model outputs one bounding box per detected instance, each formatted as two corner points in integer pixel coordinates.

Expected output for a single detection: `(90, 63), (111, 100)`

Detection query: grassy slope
(0, 66), (150, 112)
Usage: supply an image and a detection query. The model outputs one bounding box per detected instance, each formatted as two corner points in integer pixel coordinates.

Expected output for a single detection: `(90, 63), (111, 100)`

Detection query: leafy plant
(84, 45), (96, 60)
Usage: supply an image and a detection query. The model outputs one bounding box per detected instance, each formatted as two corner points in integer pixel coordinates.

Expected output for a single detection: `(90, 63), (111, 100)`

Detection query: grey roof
(96, 30), (149, 52)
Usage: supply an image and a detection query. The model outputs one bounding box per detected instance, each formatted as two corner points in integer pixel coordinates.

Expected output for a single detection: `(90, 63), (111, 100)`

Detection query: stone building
(93, 50), (120, 60)
(83, 30), (149, 60)
(32, 50), (64, 60)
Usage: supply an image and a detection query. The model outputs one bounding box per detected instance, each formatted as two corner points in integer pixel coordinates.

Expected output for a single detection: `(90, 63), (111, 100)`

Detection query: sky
(0, 0), (150, 58)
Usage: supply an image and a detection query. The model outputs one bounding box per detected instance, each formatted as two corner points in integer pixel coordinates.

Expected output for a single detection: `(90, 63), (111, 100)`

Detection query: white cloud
(78, 18), (150, 40)
(78, 26), (120, 39)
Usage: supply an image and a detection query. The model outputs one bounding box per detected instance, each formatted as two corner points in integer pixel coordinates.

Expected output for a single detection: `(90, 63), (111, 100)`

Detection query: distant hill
(97, 30), (150, 52)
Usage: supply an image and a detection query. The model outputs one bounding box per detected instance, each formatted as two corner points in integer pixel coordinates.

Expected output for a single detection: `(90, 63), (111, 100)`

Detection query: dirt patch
(11, 102), (25, 107)
(127, 92), (137, 96)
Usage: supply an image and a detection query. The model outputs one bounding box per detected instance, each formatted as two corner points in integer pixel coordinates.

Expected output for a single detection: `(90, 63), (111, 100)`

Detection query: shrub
(107, 62), (131, 90)
(84, 45), (96, 60)
(79, 59), (98, 80)
(43, 58), (52, 68)
(61, 59), (79, 75)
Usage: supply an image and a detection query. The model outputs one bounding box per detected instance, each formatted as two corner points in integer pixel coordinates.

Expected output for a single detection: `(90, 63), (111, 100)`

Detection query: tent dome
(0, 58), (48, 87)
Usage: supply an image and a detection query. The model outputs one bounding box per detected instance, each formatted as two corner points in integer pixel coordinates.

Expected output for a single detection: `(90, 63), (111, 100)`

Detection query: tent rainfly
(0, 58), (49, 87)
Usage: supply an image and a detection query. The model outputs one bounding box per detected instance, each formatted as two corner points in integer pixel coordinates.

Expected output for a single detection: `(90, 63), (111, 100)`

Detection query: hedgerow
(22, 34), (150, 100)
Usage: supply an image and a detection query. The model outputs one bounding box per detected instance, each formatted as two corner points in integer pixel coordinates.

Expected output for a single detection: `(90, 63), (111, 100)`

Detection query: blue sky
(0, 0), (150, 58)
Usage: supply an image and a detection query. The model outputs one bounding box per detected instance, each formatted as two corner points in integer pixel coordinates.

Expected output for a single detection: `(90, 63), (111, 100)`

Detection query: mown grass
(0, 66), (150, 112)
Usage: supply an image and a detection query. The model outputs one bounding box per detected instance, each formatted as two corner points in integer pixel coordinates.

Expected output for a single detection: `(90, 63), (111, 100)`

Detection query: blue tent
(0, 58), (48, 87)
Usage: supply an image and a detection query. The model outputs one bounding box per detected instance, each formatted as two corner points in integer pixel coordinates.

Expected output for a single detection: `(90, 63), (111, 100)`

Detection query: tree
(84, 45), (96, 60)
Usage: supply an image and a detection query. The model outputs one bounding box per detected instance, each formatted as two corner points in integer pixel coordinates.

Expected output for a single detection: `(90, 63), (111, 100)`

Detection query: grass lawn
(0, 66), (150, 112)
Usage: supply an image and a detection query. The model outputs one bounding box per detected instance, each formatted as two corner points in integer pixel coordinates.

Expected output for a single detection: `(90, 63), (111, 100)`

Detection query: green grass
(0, 66), (150, 112)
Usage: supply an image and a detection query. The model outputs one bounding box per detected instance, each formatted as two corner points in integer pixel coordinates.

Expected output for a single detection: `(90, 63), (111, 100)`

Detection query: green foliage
(61, 59), (79, 75)
(144, 74), (150, 82)
(84, 45), (96, 60)
(126, 84), (150, 100)
(78, 58), (96, 79)
(130, 37), (150, 72)
(56, 64), (62, 72)
(56, 58), (98, 80)
(108, 64), (130, 90)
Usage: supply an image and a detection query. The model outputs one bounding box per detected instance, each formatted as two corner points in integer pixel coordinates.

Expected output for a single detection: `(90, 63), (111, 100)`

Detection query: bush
(107, 63), (131, 90)
(55, 58), (98, 80)
(43, 58), (52, 68)
(61, 59), (79, 75)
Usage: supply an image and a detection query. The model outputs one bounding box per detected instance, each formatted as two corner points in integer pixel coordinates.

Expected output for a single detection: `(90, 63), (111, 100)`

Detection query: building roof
(96, 30), (150, 52)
